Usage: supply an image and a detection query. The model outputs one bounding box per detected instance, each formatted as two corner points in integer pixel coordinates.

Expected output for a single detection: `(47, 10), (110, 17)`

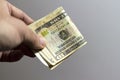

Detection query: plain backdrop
(1, 0), (120, 80)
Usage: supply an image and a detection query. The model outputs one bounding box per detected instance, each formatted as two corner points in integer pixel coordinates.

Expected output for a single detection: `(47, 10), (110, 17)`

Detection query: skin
(0, 0), (46, 62)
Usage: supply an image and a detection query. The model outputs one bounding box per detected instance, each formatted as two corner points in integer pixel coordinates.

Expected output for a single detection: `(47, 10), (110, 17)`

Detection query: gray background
(1, 0), (120, 80)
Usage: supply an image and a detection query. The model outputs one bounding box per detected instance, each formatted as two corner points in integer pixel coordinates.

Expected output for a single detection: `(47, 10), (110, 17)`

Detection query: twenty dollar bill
(29, 7), (87, 70)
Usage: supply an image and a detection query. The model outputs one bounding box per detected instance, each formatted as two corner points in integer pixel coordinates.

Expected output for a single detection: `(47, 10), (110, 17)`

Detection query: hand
(0, 0), (46, 62)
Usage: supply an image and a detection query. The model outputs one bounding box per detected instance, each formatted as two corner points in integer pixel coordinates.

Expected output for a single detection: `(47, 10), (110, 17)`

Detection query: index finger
(7, 2), (34, 25)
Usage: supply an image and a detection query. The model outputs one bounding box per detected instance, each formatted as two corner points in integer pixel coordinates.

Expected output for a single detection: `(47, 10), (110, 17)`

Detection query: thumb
(23, 27), (46, 51)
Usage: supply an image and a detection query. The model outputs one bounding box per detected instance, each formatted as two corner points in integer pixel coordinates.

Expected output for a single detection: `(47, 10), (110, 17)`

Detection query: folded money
(29, 7), (87, 70)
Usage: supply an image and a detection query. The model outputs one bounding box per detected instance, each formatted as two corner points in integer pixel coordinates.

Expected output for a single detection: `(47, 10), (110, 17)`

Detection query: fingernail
(39, 38), (46, 48)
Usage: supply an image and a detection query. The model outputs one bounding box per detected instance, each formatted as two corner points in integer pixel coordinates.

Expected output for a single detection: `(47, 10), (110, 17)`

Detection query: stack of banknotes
(29, 7), (87, 70)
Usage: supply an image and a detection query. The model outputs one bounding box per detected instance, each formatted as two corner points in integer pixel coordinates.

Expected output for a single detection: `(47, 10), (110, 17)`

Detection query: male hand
(0, 0), (46, 62)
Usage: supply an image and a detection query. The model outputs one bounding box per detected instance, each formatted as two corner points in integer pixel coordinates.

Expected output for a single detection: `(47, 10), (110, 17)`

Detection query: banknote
(29, 7), (87, 70)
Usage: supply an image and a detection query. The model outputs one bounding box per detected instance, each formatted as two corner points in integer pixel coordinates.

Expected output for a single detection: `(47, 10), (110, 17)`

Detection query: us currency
(29, 7), (87, 70)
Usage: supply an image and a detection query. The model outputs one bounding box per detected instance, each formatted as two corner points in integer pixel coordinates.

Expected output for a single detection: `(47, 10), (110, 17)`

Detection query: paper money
(29, 7), (87, 70)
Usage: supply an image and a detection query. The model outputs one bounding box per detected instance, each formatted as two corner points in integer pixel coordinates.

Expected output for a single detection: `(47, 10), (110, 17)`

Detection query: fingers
(0, 51), (24, 62)
(0, 44), (36, 62)
(15, 43), (36, 57)
(7, 2), (33, 25)
(7, 2), (46, 52)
